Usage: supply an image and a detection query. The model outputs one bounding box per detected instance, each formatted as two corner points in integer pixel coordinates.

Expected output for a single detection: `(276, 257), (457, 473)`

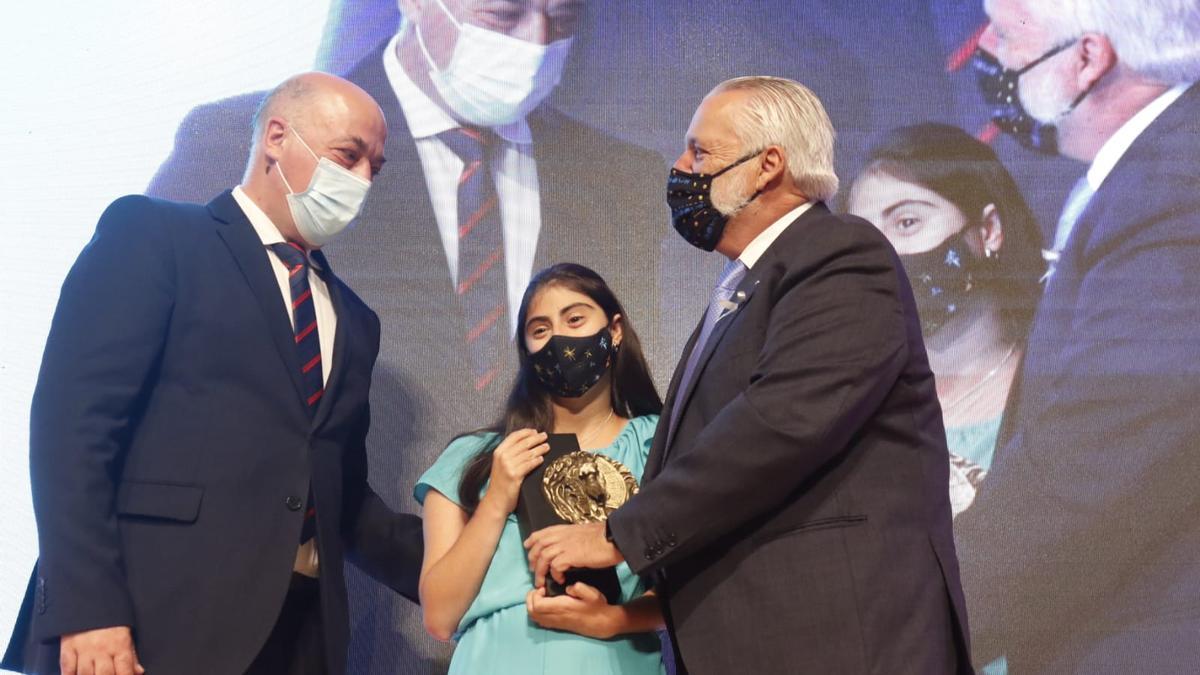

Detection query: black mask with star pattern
(899, 231), (986, 338)
(667, 152), (760, 251)
(528, 327), (614, 398)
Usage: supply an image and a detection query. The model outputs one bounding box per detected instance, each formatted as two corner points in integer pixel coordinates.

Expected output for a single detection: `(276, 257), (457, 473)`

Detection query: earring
(984, 247), (997, 260)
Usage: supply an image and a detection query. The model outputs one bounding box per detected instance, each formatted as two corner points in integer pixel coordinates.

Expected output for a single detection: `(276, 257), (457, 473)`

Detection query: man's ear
(1074, 32), (1117, 94)
(756, 145), (787, 192)
(262, 117), (289, 164)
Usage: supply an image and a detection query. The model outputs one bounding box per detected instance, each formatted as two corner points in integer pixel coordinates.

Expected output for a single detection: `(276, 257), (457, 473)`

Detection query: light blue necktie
(665, 258), (749, 446)
(1042, 175), (1095, 283)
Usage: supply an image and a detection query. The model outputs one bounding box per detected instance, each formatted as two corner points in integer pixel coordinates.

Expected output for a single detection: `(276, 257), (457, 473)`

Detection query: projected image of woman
(414, 263), (665, 674)
(845, 123), (1043, 517)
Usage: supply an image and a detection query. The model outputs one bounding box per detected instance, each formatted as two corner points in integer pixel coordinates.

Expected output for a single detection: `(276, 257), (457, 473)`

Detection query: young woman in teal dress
(845, 123), (1044, 675)
(415, 263), (666, 674)
(845, 123), (1043, 517)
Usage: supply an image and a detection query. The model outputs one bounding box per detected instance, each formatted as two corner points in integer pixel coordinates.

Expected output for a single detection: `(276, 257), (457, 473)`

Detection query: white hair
(1024, 0), (1200, 83)
(710, 76), (840, 202)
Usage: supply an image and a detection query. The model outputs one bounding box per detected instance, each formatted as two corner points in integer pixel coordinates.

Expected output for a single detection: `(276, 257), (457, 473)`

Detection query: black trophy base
(516, 433), (622, 605)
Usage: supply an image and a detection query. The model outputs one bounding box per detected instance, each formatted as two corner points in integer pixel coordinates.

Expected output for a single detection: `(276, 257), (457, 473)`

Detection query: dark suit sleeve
(340, 310), (423, 603)
(30, 196), (177, 638)
(610, 227), (910, 575)
(954, 184), (1200, 663)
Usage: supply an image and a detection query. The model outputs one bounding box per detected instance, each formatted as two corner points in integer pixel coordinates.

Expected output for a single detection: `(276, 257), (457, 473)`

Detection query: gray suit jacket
(610, 204), (973, 675)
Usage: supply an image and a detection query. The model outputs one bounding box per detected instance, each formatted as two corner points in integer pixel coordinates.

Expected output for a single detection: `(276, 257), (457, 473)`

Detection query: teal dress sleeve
(414, 432), (500, 508)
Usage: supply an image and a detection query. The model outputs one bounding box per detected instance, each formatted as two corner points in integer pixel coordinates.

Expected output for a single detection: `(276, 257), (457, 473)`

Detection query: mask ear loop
(288, 125), (320, 161)
(276, 124), (320, 195)
(1062, 73), (1099, 117)
(1014, 39), (1096, 120)
(276, 161), (296, 195)
(415, 0), (462, 73)
(716, 149), (765, 213)
(1015, 39), (1076, 76)
(710, 149), (763, 178)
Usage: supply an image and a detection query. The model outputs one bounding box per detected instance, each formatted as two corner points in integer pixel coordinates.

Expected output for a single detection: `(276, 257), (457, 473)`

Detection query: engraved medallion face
(542, 451), (639, 524)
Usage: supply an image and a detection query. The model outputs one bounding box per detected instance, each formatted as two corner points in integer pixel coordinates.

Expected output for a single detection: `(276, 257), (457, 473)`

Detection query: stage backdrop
(3, 1), (1196, 674)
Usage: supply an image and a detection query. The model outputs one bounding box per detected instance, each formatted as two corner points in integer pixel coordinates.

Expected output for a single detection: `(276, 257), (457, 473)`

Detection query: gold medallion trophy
(516, 434), (638, 603)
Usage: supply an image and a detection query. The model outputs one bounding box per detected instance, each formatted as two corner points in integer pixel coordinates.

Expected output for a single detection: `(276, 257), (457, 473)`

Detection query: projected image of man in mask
(955, 0), (1200, 672)
(153, 0), (665, 394)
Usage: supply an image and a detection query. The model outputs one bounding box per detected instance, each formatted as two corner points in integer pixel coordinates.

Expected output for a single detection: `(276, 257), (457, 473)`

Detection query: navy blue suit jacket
(954, 83), (1200, 672)
(609, 204), (973, 675)
(2, 192), (422, 675)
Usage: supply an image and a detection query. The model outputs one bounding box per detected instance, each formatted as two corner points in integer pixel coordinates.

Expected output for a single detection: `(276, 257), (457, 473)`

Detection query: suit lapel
(209, 191), (309, 407)
(310, 251), (350, 429)
(529, 112), (565, 273)
(654, 203), (828, 468)
(337, 42), (470, 349)
(645, 319), (704, 479)
(661, 276), (761, 459)
(527, 109), (607, 276)
(1064, 82), (1200, 261)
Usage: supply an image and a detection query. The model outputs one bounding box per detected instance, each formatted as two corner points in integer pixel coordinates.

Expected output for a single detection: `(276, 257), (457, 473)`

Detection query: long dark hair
(846, 122), (1044, 343)
(455, 263), (662, 512)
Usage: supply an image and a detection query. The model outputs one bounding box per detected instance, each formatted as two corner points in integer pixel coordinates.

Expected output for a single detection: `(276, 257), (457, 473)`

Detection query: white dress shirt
(383, 27), (542, 336)
(1046, 83), (1189, 272)
(231, 186), (337, 384)
(231, 186), (333, 578)
(737, 201), (813, 269)
(1085, 83), (1189, 194)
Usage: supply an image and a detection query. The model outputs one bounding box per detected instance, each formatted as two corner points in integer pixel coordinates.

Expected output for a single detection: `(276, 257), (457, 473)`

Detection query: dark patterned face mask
(971, 43), (1089, 156)
(899, 232), (984, 337)
(667, 152), (760, 251)
(528, 327), (614, 398)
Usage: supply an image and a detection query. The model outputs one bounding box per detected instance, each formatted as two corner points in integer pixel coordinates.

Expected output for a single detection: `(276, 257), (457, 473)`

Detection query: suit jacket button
(285, 496), (303, 511)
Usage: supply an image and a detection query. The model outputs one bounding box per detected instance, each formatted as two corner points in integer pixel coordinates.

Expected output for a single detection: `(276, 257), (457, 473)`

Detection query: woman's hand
(525, 583), (618, 639)
(479, 429), (549, 516)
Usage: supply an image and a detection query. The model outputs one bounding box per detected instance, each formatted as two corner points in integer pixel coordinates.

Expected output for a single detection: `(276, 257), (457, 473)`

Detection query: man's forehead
(344, 124), (388, 156)
(688, 92), (743, 140)
(328, 134), (369, 150)
(985, 0), (1036, 30)
(315, 96), (385, 139)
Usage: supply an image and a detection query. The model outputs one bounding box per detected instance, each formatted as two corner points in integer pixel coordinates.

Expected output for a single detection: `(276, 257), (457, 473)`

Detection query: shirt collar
(231, 186), (323, 269)
(736, 201), (812, 270)
(1086, 83), (1189, 191)
(382, 25), (532, 144)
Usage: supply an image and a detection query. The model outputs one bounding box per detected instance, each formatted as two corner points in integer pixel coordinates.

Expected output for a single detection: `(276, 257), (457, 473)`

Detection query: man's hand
(525, 583), (618, 639)
(524, 522), (623, 588)
(60, 625), (145, 675)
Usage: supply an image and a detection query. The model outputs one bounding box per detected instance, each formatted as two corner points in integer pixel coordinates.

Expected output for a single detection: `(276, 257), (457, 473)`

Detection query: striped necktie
(269, 241), (321, 543)
(439, 127), (510, 392)
(269, 242), (325, 410)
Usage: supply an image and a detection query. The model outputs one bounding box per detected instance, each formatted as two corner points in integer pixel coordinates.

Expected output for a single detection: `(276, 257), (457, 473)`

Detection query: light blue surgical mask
(276, 126), (371, 248)
(415, 0), (573, 127)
